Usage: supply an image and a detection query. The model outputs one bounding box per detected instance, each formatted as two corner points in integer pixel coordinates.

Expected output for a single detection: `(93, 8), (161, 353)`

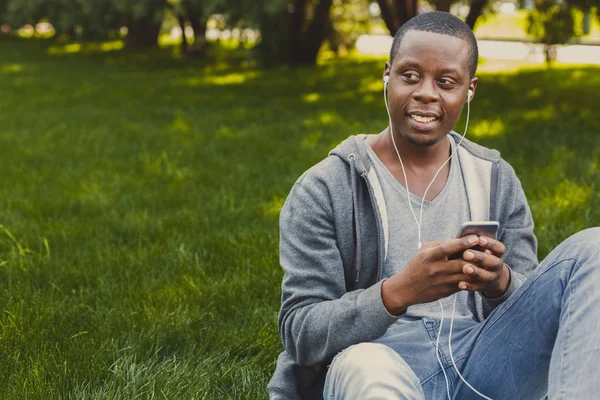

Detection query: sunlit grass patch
(47, 40), (124, 55)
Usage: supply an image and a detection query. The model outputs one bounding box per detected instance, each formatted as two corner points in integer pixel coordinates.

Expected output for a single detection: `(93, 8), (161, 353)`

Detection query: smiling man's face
(384, 30), (478, 147)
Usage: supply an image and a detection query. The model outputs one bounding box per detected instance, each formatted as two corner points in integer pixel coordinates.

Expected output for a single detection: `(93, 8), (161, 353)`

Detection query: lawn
(0, 38), (599, 398)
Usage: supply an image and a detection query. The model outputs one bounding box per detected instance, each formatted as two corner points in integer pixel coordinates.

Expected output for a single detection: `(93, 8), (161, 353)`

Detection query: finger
(462, 250), (504, 271)
(478, 236), (506, 257)
(448, 271), (477, 284)
(420, 239), (445, 249)
(457, 280), (486, 292)
(431, 236), (479, 259)
(461, 263), (496, 283)
(445, 259), (479, 275)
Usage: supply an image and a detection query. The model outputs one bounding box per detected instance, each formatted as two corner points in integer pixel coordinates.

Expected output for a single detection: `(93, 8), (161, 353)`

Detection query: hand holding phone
(449, 221), (499, 260)
(448, 221), (510, 297)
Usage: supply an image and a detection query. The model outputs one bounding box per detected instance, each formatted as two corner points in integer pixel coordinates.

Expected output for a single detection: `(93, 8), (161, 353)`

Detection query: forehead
(393, 30), (471, 74)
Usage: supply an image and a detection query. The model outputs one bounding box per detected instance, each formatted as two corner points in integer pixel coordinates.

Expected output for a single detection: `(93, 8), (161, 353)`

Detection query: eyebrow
(395, 59), (463, 75)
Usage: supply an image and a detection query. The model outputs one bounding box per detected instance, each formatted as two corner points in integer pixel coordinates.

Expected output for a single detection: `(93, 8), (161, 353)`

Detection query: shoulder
(283, 152), (353, 216)
(450, 132), (501, 162)
(296, 154), (349, 188)
(294, 133), (367, 190)
(450, 132), (520, 180)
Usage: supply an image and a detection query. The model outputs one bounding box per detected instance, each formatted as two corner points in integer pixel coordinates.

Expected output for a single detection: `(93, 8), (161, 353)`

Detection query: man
(267, 11), (600, 400)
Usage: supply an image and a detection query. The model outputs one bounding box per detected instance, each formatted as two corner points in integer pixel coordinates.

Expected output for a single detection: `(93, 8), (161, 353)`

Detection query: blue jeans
(323, 228), (600, 399)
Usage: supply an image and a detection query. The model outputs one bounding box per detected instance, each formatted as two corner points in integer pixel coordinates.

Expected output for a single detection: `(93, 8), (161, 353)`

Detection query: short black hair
(390, 12), (479, 78)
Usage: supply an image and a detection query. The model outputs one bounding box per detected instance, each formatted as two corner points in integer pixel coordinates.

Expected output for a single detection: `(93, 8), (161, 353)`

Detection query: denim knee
(566, 228), (600, 259)
(326, 342), (424, 399)
(543, 227), (600, 285)
(550, 227), (600, 264)
(573, 227), (600, 246)
(333, 342), (407, 375)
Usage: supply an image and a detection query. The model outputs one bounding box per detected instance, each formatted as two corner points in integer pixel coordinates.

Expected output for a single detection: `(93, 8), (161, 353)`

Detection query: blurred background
(0, 0), (599, 398)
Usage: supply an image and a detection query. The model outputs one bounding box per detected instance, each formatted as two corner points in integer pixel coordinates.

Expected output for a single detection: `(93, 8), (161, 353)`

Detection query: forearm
(381, 275), (414, 316)
(280, 280), (399, 367)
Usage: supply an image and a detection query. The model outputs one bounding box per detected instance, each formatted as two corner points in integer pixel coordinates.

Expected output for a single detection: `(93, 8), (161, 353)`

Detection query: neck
(385, 128), (451, 169)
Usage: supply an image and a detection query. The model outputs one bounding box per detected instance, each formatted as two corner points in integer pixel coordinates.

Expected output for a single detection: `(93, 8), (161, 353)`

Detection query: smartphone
(449, 221), (500, 260)
(455, 221), (499, 239)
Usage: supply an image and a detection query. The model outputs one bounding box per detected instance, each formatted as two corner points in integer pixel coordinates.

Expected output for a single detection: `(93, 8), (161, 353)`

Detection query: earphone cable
(436, 300), (452, 400)
(449, 295), (494, 400)
(384, 84), (421, 243)
(417, 96), (470, 248)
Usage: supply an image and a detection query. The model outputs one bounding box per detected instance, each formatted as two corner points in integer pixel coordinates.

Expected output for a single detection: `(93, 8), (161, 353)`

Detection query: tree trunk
(256, 0), (332, 66)
(393, 0), (410, 27)
(406, 0), (418, 23)
(187, 8), (206, 56)
(299, 0), (334, 64)
(465, 0), (488, 29)
(125, 19), (161, 49)
(285, 0), (333, 65)
(545, 45), (556, 65)
(377, 0), (419, 36)
(289, 0), (309, 62)
(435, 0), (453, 12)
(177, 15), (188, 54)
(377, 0), (400, 36)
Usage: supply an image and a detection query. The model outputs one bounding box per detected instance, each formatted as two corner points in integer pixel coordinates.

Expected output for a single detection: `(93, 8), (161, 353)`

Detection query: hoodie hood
(329, 132), (501, 168)
(329, 134), (372, 176)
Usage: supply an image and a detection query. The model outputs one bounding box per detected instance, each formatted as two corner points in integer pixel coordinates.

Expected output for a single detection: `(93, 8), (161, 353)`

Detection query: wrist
(482, 264), (511, 299)
(381, 277), (411, 316)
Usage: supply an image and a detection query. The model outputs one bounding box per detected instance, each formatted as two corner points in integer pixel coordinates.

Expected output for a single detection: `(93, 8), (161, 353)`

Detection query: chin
(405, 131), (447, 147)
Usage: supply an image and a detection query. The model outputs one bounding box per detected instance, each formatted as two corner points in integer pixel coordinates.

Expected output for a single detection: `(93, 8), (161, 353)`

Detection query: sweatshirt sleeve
(481, 160), (538, 315)
(278, 177), (398, 367)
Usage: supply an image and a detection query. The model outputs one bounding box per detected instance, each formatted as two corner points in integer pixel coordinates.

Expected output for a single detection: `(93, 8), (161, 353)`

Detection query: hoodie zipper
(361, 172), (385, 283)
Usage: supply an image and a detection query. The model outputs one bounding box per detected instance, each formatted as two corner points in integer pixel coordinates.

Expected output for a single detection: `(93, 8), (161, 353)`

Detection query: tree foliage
(0, 0), (167, 47)
(527, 0), (598, 63)
(328, 0), (371, 54)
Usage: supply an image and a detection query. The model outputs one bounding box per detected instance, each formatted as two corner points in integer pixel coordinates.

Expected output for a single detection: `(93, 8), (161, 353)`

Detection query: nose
(412, 80), (440, 103)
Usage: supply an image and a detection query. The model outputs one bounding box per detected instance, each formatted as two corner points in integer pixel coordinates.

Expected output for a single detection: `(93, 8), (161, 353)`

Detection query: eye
(402, 72), (420, 82)
(438, 77), (456, 86)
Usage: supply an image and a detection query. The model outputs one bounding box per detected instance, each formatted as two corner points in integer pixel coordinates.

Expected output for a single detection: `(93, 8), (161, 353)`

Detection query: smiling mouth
(409, 114), (439, 123)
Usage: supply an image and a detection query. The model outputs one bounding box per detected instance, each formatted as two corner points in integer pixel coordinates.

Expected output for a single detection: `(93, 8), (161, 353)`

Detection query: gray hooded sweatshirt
(267, 133), (538, 400)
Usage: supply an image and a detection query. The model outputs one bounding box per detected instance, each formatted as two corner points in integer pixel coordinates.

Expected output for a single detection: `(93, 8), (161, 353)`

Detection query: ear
(467, 77), (479, 102)
(383, 61), (391, 83)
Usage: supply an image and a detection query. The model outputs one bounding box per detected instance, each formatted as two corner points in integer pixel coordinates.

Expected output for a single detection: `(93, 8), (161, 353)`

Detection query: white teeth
(410, 114), (437, 123)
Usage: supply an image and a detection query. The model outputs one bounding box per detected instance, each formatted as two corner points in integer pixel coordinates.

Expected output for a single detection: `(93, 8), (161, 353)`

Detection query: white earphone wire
(383, 79), (492, 400)
(436, 300), (452, 400)
(449, 295), (494, 400)
(383, 82), (421, 242)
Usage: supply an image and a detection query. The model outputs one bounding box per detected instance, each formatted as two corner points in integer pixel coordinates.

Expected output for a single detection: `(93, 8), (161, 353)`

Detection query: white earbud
(383, 76), (389, 85)
(468, 89), (473, 101)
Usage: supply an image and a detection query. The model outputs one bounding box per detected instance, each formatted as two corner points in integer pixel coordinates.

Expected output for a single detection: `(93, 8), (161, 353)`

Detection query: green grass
(0, 38), (598, 398)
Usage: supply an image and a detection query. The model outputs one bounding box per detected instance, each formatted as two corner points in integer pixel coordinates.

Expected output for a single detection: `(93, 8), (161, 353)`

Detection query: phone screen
(449, 221), (499, 260)
(455, 222), (499, 239)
